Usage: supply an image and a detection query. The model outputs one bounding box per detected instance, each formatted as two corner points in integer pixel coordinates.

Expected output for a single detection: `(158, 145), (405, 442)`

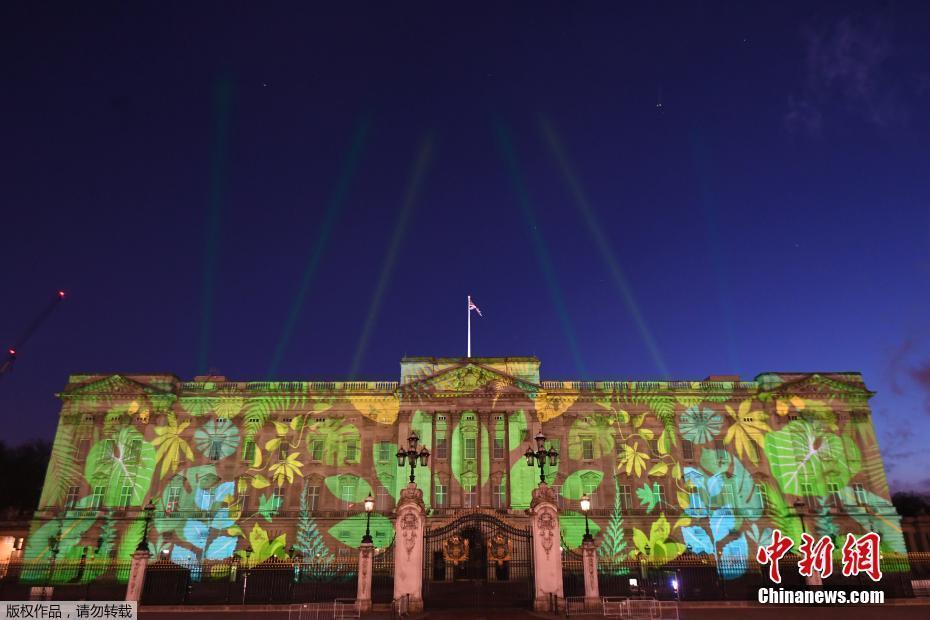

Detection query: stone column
(581, 539), (600, 609)
(357, 542), (374, 612)
(393, 482), (426, 613)
(529, 483), (563, 611)
(124, 550), (150, 602)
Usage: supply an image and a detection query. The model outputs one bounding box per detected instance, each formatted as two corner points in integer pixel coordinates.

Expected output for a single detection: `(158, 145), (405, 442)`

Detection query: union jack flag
(468, 296), (482, 317)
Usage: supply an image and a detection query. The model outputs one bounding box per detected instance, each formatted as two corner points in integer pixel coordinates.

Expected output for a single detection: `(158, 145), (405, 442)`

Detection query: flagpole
(467, 295), (471, 358)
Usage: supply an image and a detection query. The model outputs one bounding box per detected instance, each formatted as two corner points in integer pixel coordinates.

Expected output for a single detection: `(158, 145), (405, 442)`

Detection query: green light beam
(198, 77), (234, 373)
(539, 117), (670, 378)
(494, 121), (589, 378)
(348, 134), (435, 379)
(267, 116), (372, 378)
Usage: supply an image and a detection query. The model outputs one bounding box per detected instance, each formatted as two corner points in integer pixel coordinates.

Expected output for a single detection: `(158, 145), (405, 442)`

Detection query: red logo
(841, 532), (882, 582)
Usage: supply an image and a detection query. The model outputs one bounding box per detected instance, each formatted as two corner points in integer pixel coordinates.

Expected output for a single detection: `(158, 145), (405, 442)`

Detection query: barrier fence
(2, 551), (929, 605)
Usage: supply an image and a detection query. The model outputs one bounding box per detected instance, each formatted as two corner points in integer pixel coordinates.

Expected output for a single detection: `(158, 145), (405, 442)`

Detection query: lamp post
(362, 494), (375, 544)
(580, 494), (593, 542)
(524, 430), (559, 485)
(137, 499), (155, 553)
(396, 431), (430, 484)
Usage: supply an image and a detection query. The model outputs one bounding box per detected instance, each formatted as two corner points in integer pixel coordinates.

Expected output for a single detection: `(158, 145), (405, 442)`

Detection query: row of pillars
(123, 481), (601, 612)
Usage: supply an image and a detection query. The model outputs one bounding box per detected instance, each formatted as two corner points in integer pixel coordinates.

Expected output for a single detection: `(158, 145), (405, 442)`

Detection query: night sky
(2, 2), (929, 492)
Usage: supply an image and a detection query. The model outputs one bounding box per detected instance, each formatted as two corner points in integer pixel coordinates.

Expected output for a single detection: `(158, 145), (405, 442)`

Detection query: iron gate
(423, 511), (533, 609)
(371, 542), (394, 604)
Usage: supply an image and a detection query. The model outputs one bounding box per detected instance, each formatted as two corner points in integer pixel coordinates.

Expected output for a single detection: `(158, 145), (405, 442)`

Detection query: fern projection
(598, 476), (629, 564)
(39, 424), (79, 507)
(98, 514), (117, 559)
(295, 480), (333, 562)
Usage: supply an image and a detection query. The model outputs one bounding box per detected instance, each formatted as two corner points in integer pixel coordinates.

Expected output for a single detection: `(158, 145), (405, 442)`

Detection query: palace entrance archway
(423, 511), (533, 609)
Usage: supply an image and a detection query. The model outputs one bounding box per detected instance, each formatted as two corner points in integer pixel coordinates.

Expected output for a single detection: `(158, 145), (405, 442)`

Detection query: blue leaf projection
(171, 545), (198, 565)
(183, 519), (209, 550)
(681, 526), (714, 554)
(720, 534), (749, 580)
(212, 508), (234, 530)
(205, 535), (238, 560)
(706, 473), (724, 498)
(710, 507), (735, 542)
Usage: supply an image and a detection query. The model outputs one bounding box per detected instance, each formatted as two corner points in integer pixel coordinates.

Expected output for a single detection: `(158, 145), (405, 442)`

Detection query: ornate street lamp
(137, 499), (156, 552)
(396, 431), (430, 484)
(362, 494), (375, 544)
(524, 430), (559, 484)
(580, 494), (593, 542)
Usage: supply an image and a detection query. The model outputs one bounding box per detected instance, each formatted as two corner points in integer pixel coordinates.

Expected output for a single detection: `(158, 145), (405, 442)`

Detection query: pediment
(766, 373), (873, 401)
(399, 363), (539, 396)
(63, 374), (174, 398)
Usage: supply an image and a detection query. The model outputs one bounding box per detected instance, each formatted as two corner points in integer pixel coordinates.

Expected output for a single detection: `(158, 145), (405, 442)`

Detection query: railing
(540, 380), (758, 392)
(180, 381), (399, 393)
(286, 600), (359, 620)
(392, 593), (409, 619)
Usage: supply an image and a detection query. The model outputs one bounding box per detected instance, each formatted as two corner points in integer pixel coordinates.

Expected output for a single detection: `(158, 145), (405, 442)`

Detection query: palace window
(435, 436), (448, 459)
(617, 484), (632, 510)
(435, 481), (447, 507)
(583, 473), (601, 507)
(681, 440), (694, 460)
(341, 479), (357, 507)
(853, 483), (868, 506)
(126, 439), (141, 463)
(344, 439), (358, 462)
(118, 478), (133, 508)
(77, 437), (90, 461)
(166, 485), (182, 513)
(65, 485), (80, 508)
(493, 436), (505, 460)
(826, 482), (840, 508)
(800, 482), (816, 510)
(464, 436), (476, 460)
(277, 442), (288, 461)
(754, 484), (767, 513)
(242, 439), (256, 464)
(463, 484), (477, 508)
(237, 481), (250, 514)
(492, 481), (507, 508)
(376, 485), (391, 511)
(648, 438), (660, 455)
(377, 442), (392, 462)
(99, 439), (115, 464)
(306, 484), (320, 512)
(272, 486), (286, 511)
(90, 485), (106, 509)
(581, 437), (594, 460)
(310, 439), (324, 462)
(553, 485), (563, 509)
(713, 439), (726, 462)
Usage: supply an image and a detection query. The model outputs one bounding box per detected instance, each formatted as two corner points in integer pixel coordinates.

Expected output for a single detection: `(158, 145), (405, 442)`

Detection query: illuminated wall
(25, 357), (902, 583)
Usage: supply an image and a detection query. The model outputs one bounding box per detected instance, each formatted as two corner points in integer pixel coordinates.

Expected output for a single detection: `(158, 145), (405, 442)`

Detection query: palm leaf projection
(152, 414), (194, 479)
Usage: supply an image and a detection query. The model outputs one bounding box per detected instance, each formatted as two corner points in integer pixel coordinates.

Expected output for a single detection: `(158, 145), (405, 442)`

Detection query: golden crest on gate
(487, 533), (512, 566)
(442, 534), (469, 566)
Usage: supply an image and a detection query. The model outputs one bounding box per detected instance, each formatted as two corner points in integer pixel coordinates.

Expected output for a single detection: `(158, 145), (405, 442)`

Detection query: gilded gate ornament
(487, 533), (512, 566)
(442, 535), (469, 566)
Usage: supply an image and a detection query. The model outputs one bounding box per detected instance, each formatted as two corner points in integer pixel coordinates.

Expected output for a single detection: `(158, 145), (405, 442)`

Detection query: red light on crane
(7, 348), (15, 357)
(57, 291), (66, 299)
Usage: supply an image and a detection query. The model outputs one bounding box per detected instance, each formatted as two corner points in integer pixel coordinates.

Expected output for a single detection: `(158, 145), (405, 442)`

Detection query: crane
(0, 290), (67, 380)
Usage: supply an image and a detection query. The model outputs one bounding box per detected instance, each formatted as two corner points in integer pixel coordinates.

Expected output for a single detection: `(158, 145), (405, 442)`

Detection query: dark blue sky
(2, 1), (929, 491)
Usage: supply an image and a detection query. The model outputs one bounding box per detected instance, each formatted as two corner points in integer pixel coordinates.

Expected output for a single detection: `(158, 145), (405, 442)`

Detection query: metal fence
(139, 557), (358, 605)
(0, 560), (131, 601)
